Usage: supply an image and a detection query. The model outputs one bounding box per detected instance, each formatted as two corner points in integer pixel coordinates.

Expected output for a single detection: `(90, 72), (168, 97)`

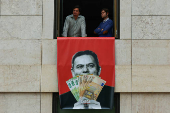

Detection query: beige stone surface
(0, 65), (41, 92)
(0, 40), (41, 65)
(132, 0), (170, 15)
(115, 40), (131, 65)
(42, 40), (57, 65)
(115, 66), (131, 92)
(132, 41), (170, 92)
(41, 65), (58, 92)
(132, 93), (170, 113)
(120, 93), (132, 113)
(0, 93), (40, 113)
(41, 93), (52, 113)
(115, 40), (132, 92)
(132, 16), (170, 39)
(132, 65), (170, 92)
(42, 0), (54, 39)
(0, 16), (42, 39)
(120, 0), (131, 39)
(41, 65), (131, 92)
(1, 0), (42, 15)
(132, 40), (170, 65)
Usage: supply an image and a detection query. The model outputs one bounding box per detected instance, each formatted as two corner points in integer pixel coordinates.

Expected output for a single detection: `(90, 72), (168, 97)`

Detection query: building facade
(0, 0), (170, 113)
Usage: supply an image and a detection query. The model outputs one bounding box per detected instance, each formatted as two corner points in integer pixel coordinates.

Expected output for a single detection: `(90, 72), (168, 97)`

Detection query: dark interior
(60, 0), (114, 37)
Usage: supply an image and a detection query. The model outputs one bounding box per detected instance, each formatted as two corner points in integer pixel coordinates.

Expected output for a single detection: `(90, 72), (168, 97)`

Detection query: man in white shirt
(62, 5), (87, 37)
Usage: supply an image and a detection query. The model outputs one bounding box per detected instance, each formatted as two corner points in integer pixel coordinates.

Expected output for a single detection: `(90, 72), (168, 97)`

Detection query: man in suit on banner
(59, 50), (114, 109)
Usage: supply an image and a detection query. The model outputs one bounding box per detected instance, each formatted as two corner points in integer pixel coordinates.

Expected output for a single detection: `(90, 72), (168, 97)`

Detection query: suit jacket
(59, 85), (114, 109)
(94, 19), (114, 37)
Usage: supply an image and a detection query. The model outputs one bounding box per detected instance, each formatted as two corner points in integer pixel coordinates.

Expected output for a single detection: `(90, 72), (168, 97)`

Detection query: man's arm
(98, 20), (113, 35)
(94, 23), (102, 34)
(62, 17), (69, 37)
(81, 17), (87, 37)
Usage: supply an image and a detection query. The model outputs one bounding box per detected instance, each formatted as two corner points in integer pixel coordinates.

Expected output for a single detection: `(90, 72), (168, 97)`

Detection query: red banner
(57, 37), (115, 109)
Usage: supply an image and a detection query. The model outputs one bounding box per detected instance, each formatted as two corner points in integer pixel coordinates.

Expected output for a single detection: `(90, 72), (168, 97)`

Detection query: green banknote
(66, 74), (106, 102)
(72, 76), (80, 101)
(71, 78), (79, 101)
(66, 79), (79, 101)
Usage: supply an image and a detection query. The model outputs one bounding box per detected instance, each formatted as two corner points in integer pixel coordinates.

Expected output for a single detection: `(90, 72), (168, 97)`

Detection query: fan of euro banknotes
(66, 74), (106, 103)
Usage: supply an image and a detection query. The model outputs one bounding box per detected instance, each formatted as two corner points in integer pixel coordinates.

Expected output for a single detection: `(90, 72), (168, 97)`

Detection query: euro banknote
(66, 74), (106, 102)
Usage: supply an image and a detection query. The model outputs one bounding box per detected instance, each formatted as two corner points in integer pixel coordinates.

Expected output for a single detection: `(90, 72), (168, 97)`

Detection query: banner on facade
(57, 37), (115, 109)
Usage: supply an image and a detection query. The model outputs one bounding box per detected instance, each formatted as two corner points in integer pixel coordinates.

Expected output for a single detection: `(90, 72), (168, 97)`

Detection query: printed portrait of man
(71, 50), (101, 77)
(59, 50), (114, 109)
(71, 50), (101, 109)
(57, 36), (115, 109)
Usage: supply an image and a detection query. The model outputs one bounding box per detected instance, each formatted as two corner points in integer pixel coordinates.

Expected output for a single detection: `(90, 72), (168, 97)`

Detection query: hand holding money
(89, 100), (101, 109)
(66, 74), (106, 109)
(73, 97), (101, 109)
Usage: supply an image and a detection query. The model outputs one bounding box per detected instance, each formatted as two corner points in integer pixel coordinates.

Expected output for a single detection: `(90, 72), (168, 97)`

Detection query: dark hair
(72, 50), (100, 74)
(73, 5), (81, 12)
(101, 8), (109, 15)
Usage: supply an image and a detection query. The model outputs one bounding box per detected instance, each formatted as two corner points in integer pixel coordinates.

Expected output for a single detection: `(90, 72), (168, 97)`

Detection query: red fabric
(57, 37), (115, 95)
